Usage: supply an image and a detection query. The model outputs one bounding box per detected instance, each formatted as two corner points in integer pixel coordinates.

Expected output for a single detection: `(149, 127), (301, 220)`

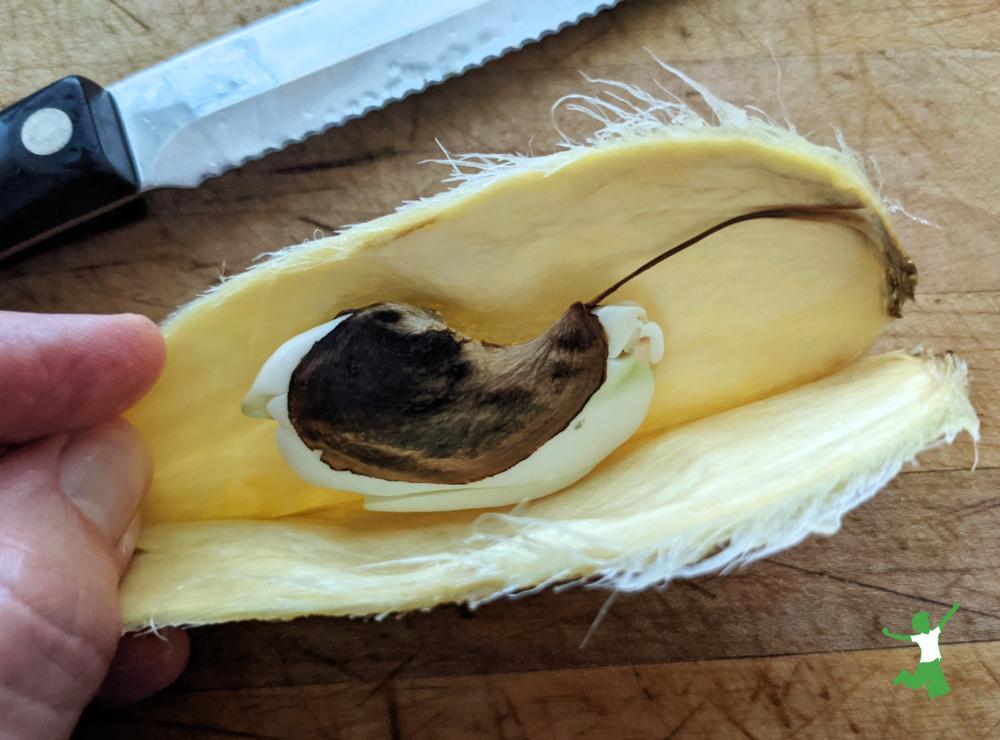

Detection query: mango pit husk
(121, 67), (979, 630)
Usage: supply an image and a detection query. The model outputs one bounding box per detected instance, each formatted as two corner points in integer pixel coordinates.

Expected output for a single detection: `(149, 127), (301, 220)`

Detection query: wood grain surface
(2, 0), (999, 737)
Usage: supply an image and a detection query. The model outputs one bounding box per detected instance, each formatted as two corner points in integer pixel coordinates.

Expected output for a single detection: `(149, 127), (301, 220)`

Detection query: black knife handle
(0, 76), (140, 261)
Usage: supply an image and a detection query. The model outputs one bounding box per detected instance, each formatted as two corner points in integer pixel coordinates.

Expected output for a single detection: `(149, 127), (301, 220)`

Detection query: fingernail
(59, 420), (151, 542)
(117, 513), (142, 570)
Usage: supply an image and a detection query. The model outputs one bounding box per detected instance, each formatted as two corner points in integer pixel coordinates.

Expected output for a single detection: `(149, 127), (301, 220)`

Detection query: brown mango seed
(287, 301), (608, 484)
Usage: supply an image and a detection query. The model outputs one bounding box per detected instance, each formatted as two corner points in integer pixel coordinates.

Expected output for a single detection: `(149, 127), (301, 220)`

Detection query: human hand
(881, 626), (890, 636)
(953, 602), (960, 610)
(0, 311), (189, 739)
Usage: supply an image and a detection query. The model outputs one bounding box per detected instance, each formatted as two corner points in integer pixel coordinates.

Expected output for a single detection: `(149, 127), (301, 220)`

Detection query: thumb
(58, 420), (151, 552)
(0, 420), (179, 738)
(58, 422), (190, 705)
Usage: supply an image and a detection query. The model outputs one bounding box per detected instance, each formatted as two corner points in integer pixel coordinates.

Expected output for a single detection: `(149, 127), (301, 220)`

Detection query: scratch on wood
(407, 707), (446, 739)
(297, 216), (338, 233)
(787, 662), (876, 737)
(630, 665), (655, 702)
(716, 701), (759, 740)
(682, 579), (718, 599)
(979, 658), (1000, 689)
(269, 148), (399, 175)
(364, 654), (416, 703)
(140, 716), (275, 738)
(386, 684), (402, 740)
(107, 0), (152, 31)
(769, 560), (1000, 623)
(498, 688), (527, 736)
(954, 495), (1000, 521)
(664, 699), (703, 739)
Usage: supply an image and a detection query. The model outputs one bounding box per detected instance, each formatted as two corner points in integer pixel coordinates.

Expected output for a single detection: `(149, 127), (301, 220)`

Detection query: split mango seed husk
(121, 72), (978, 629)
(241, 301), (664, 512)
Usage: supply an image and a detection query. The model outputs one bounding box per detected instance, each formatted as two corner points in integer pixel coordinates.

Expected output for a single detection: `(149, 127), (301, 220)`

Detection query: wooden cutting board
(3, 0), (999, 737)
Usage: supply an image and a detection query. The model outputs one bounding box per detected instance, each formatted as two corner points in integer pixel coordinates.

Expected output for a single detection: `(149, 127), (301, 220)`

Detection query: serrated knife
(0, 0), (620, 261)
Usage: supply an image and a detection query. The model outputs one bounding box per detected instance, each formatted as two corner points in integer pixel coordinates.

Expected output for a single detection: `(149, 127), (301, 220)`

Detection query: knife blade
(0, 0), (619, 262)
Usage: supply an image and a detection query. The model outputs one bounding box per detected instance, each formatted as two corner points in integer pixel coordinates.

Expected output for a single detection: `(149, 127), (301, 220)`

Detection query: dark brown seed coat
(287, 302), (608, 484)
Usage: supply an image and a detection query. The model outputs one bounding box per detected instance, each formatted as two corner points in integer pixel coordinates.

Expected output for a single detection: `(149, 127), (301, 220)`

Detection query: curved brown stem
(585, 203), (866, 309)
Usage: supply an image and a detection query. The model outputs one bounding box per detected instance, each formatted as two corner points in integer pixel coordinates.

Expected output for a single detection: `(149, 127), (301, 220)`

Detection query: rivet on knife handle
(0, 76), (140, 261)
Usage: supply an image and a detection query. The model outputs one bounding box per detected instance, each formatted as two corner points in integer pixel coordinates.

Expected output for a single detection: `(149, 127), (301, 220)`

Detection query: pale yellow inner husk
(122, 110), (974, 629)
(124, 352), (976, 627)
(137, 138), (891, 526)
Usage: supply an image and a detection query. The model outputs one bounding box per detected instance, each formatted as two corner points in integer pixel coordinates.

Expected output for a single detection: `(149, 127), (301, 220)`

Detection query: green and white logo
(882, 603), (960, 700)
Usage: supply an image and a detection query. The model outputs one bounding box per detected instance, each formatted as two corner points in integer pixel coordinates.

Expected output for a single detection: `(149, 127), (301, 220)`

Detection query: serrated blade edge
(108, 0), (621, 189)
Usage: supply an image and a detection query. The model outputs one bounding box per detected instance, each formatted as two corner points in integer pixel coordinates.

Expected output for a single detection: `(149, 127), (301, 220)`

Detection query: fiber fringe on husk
(184, 59), (883, 304)
(356, 352), (978, 615)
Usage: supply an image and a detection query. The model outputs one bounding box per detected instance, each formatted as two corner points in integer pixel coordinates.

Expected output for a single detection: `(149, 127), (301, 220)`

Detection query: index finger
(0, 312), (165, 445)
